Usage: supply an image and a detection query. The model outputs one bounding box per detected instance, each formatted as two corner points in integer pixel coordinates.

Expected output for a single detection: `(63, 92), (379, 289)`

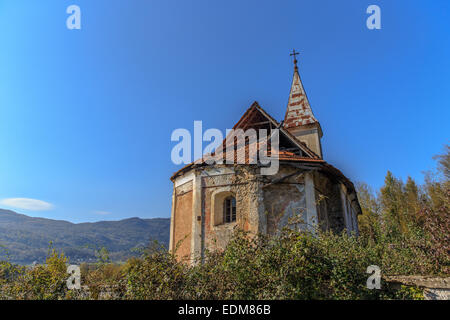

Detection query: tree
(356, 182), (381, 241)
(380, 171), (407, 235)
(404, 176), (421, 227)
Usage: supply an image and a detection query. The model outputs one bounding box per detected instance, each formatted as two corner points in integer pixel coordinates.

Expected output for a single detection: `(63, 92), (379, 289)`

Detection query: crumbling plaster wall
(312, 171), (346, 233)
(261, 165), (307, 235)
(172, 180), (193, 261)
(171, 163), (354, 262)
(202, 165), (263, 252)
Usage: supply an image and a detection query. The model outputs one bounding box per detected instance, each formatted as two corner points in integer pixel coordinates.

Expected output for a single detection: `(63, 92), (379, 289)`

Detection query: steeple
(283, 50), (323, 158)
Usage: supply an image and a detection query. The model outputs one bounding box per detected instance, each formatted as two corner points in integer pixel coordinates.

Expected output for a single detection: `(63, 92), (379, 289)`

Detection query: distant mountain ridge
(0, 209), (170, 265)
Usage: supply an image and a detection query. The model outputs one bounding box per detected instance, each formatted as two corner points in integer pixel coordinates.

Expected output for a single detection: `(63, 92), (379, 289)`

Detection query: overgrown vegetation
(0, 146), (448, 300)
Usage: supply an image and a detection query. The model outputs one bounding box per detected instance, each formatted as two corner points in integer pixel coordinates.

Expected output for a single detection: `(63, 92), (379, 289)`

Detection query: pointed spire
(284, 51), (319, 129)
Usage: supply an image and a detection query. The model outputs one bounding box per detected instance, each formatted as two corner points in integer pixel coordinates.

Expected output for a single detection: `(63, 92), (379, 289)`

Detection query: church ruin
(169, 53), (361, 262)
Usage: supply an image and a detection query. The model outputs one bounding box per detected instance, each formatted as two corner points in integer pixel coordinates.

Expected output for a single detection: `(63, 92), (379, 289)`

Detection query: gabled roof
(284, 64), (319, 129)
(169, 101), (361, 214)
(230, 101), (320, 159)
(170, 101), (323, 181)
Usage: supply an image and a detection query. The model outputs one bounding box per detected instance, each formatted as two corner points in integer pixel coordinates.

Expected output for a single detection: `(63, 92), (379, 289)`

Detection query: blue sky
(0, 0), (448, 222)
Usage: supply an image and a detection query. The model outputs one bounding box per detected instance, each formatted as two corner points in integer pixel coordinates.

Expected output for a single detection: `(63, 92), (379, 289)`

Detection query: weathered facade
(170, 58), (361, 263)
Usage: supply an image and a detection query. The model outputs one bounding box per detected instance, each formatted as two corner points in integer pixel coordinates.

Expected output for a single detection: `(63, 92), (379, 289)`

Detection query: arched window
(223, 196), (236, 223)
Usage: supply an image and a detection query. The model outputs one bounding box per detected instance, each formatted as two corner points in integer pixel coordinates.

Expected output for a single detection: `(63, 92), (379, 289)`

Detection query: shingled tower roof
(283, 52), (319, 129)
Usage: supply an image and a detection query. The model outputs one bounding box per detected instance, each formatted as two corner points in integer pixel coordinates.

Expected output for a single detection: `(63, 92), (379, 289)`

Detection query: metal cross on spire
(290, 49), (299, 70)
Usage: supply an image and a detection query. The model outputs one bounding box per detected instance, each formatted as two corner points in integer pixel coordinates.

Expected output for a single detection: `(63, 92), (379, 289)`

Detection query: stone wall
(385, 276), (450, 300)
(313, 171), (346, 233)
(173, 181), (193, 261)
(262, 165), (307, 235)
(170, 163), (354, 263)
(202, 166), (261, 252)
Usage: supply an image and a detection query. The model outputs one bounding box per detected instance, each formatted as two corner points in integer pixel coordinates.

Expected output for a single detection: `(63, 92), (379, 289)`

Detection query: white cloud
(93, 210), (111, 215)
(0, 198), (54, 211)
